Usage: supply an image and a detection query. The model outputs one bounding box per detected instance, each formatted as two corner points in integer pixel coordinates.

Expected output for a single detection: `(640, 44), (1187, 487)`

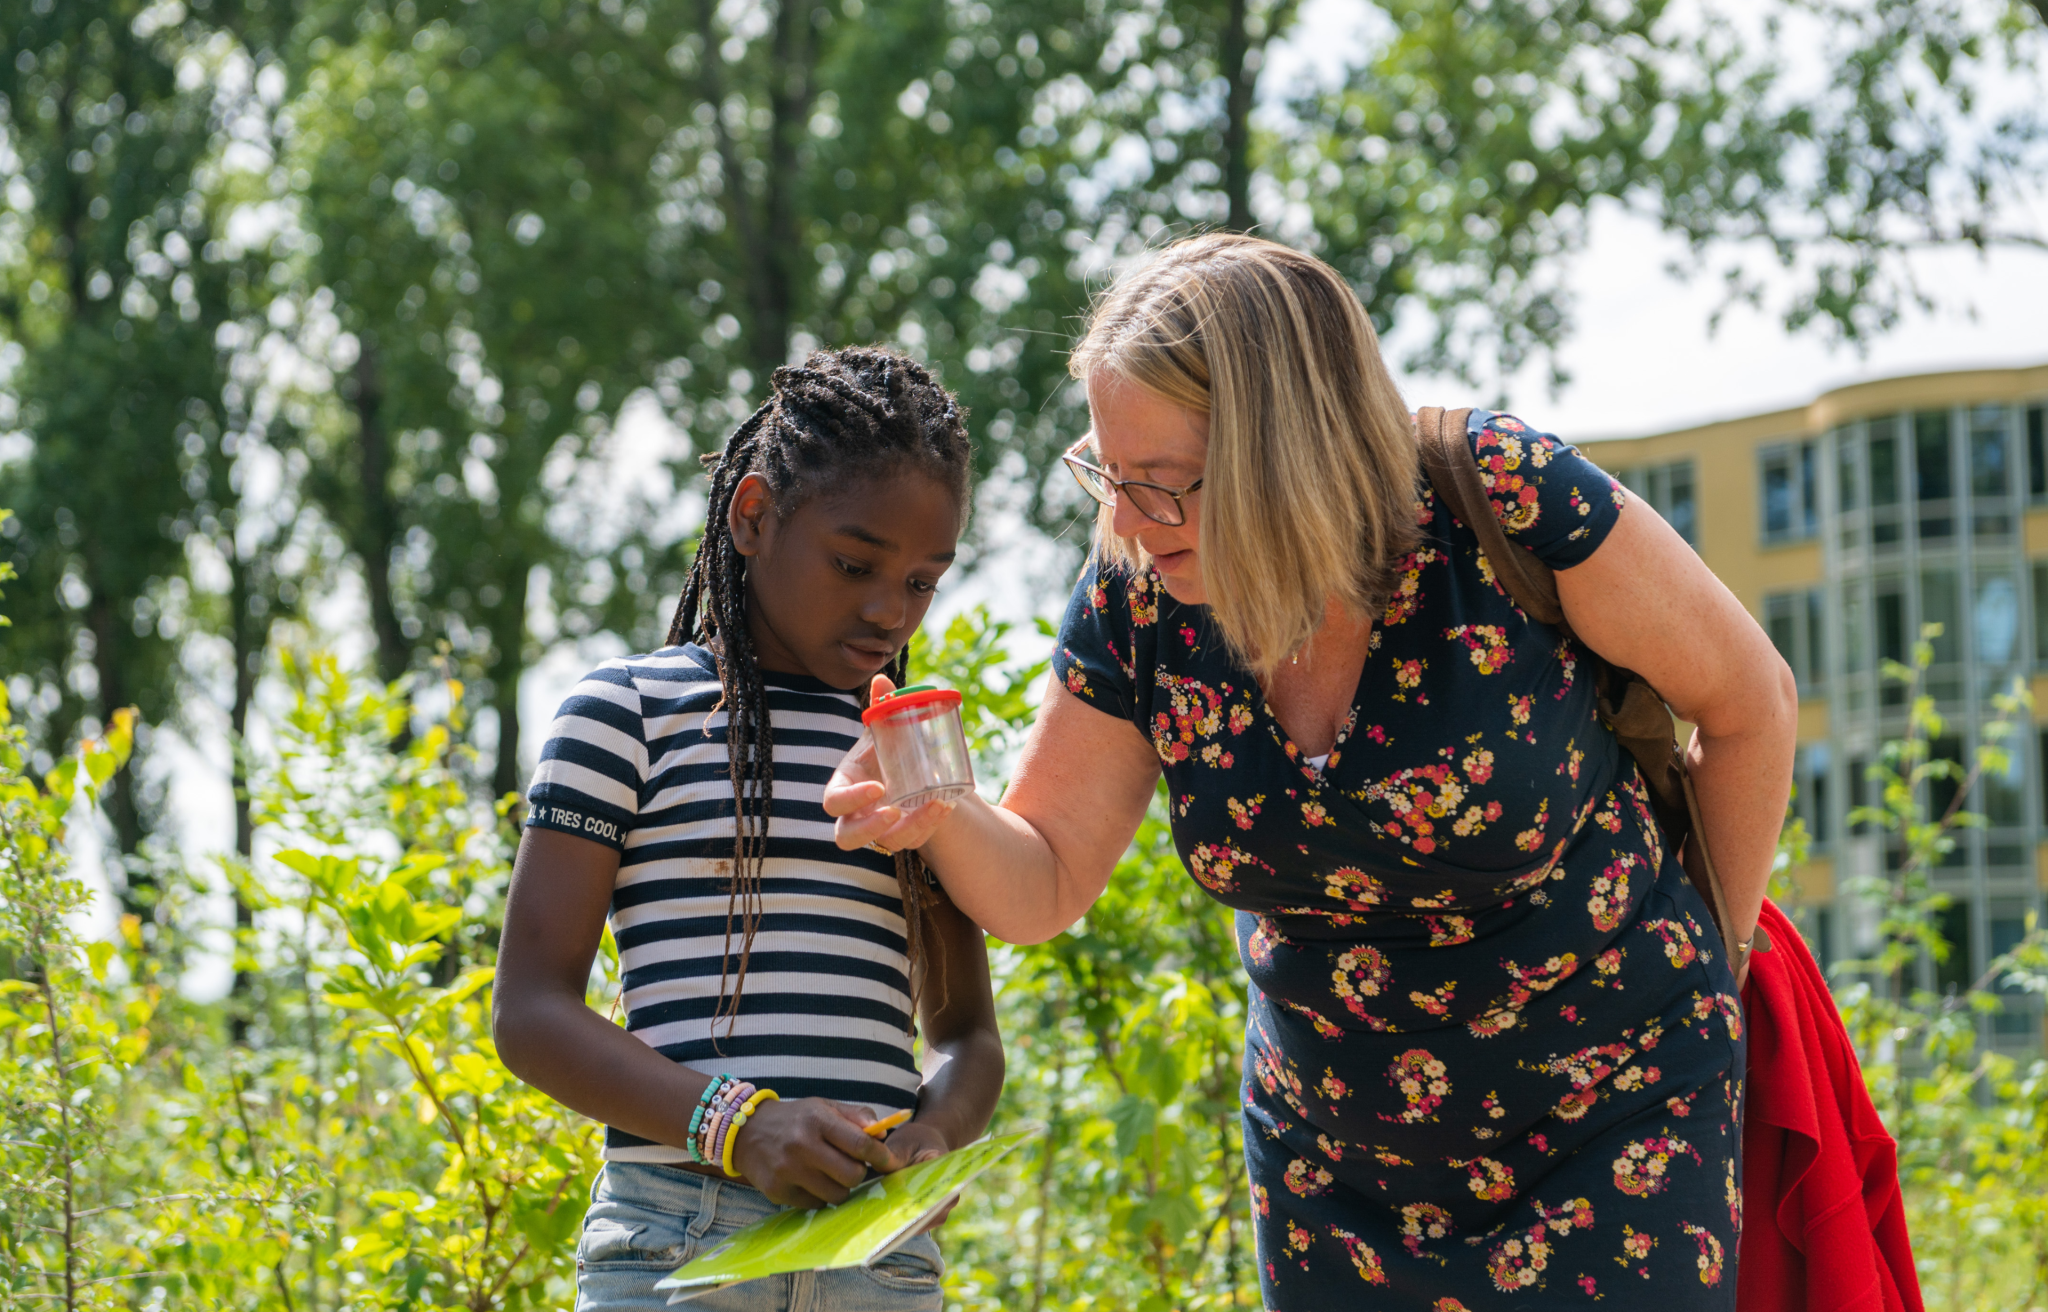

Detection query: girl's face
(1087, 371), (1210, 604)
(729, 469), (964, 689)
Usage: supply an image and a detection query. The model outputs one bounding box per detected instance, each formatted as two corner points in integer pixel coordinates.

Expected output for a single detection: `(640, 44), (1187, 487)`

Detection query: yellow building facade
(1586, 362), (2048, 1047)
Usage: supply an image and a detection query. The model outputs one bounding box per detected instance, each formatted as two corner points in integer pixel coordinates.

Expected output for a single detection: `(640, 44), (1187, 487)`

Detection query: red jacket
(1737, 899), (1923, 1311)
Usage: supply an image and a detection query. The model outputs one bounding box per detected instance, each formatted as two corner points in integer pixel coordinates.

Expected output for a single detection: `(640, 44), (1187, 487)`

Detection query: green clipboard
(653, 1125), (1043, 1302)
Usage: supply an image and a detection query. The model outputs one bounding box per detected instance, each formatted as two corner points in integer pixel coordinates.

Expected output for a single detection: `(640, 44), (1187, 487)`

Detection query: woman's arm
(1553, 490), (1800, 958)
(880, 888), (1005, 1164)
(492, 828), (900, 1206)
(825, 676), (1162, 944)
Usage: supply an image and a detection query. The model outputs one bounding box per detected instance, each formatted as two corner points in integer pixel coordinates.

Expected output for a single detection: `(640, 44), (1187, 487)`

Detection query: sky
(101, 0), (2048, 991)
(1274, 0), (2048, 442)
(1392, 200), (2048, 444)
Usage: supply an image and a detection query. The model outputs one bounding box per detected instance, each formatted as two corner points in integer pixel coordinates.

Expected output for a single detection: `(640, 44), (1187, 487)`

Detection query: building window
(1842, 580), (1869, 673)
(2033, 562), (2048, 665)
(1849, 752), (1875, 833)
(1915, 409), (1955, 540)
(2027, 404), (2045, 501)
(1875, 576), (1908, 705)
(1974, 570), (2020, 668)
(1760, 441), (1818, 543)
(1763, 587), (1826, 693)
(1934, 901), (1973, 994)
(2037, 728), (2048, 820)
(1920, 568), (1961, 663)
(1618, 459), (1698, 547)
(1971, 405), (2014, 539)
(1869, 418), (1903, 546)
(1993, 912), (2037, 1034)
(1796, 742), (1832, 845)
(1981, 734), (2025, 828)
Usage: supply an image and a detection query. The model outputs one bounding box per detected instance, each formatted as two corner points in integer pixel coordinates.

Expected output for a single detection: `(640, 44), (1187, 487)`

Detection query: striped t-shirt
(525, 643), (921, 1163)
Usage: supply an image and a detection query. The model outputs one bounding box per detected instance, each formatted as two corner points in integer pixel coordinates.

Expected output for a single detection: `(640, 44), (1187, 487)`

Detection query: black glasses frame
(1061, 438), (1205, 527)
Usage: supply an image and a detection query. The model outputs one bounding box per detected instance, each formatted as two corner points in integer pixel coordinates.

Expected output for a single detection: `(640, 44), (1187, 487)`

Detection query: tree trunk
(488, 570), (531, 804)
(1220, 0), (1255, 232)
(86, 590), (148, 915)
(227, 545), (264, 1043)
(350, 341), (412, 691)
(695, 0), (815, 387)
(757, 0), (818, 380)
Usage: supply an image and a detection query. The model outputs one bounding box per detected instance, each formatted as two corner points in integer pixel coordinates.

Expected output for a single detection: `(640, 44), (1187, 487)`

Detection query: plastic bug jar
(860, 683), (975, 809)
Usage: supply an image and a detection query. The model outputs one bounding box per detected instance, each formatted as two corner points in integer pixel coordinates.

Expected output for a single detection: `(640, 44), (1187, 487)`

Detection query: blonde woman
(827, 234), (1795, 1308)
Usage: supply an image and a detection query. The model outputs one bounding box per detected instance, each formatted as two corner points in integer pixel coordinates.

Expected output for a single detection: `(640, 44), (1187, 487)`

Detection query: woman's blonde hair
(1069, 233), (1420, 679)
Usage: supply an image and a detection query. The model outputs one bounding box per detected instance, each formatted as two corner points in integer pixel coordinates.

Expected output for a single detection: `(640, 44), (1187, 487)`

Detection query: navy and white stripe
(526, 643), (919, 1163)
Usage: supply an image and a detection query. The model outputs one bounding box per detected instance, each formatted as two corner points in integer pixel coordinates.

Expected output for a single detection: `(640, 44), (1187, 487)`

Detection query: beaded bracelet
(699, 1081), (755, 1165)
(684, 1075), (733, 1164)
(721, 1087), (780, 1177)
(701, 1104), (733, 1166)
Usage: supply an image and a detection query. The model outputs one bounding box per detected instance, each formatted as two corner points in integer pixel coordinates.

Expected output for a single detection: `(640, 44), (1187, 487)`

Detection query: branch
(69, 1192), (277, 1219)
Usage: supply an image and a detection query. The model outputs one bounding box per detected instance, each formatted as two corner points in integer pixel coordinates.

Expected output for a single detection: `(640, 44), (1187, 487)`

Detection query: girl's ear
(728, 472), (775, 557)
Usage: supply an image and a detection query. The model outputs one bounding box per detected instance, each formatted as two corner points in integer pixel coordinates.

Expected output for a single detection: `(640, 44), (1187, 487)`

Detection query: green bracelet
(684, 1075), (731, 1164)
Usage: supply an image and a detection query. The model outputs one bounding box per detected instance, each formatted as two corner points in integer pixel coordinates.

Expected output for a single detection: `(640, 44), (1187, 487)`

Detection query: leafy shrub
(5, 607), (2048, 1311)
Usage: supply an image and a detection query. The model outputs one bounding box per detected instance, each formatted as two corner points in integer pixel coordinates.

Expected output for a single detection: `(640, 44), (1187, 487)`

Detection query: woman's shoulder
(1456, 409), (1626, 562)
(1069, 551), (1168, 631)
(1462, 408), (1574, 463)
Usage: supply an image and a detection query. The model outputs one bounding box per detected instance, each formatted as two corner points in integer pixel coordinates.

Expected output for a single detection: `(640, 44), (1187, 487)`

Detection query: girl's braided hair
(666, 347), (971, 1036)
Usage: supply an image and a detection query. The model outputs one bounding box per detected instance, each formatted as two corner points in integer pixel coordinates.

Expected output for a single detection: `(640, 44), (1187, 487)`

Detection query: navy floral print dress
(1054, 413), (1743, 1310)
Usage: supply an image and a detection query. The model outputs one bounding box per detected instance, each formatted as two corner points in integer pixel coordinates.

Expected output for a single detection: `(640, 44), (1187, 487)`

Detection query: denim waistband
(592, 1161), (779, 1230)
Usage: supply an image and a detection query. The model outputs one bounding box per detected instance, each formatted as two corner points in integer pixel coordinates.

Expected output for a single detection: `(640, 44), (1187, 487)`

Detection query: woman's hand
(729, 1098), (900, 1209)
(824, 675), (959, 854)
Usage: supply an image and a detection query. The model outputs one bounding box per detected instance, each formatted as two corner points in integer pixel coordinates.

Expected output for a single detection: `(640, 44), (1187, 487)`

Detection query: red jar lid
(860, 683), (963, 725)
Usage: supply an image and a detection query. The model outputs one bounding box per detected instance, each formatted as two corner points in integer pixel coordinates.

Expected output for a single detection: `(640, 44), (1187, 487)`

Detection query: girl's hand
(824, 675), (960, 853)
(880, 1119), (949, 1169)
(879, 1120), (960, 1233)
(729, 1098), (898, 1209)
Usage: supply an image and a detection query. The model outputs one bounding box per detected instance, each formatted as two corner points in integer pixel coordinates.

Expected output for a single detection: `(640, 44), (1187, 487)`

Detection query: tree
(0, 2), (242, 910)
(287, 0), (708, 796)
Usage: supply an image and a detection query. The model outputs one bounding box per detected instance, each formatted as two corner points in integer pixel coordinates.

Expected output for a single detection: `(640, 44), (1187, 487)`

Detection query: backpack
(1413, 406), (1755, 961)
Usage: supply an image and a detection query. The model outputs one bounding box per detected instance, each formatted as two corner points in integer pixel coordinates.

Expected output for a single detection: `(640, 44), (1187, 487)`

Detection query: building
(1585, 362), (2048, 1049)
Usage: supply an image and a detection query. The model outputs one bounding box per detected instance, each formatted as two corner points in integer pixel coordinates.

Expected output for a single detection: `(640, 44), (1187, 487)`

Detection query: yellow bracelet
(721, 1088), (780, 1177)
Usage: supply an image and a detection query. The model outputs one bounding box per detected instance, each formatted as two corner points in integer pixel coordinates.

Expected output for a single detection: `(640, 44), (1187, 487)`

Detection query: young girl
(493, 348), (1003, 1311)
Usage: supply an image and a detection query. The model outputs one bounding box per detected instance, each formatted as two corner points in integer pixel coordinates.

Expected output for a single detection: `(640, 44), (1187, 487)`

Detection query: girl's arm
(879, 887), (1005, 1165)
(1553, 491), (1800, 965)
(492, 828), (901, 1207)
(824, 677), (1162, 945)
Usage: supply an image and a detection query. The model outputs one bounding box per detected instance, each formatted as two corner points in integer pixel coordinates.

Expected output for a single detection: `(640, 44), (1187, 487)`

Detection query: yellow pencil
(864, 1108), (914, 1139)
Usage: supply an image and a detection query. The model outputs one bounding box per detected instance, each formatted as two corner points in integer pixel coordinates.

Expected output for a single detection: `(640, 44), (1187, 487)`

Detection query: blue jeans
(574, 1162), (945, 1312)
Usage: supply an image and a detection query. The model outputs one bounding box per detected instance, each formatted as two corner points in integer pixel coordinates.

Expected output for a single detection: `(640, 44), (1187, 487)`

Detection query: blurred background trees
(4, 0), (2045, 874)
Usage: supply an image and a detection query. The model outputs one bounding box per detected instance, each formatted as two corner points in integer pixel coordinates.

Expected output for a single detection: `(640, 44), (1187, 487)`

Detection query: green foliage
(0, 651), (601, 1310)
(24, 601), (2048, 1306)
(918, 608), (1256, 1309)
(945, 809), (1256, 1311)
(0, 691), (139, 1305)
(1818, 626), (2048, 1306)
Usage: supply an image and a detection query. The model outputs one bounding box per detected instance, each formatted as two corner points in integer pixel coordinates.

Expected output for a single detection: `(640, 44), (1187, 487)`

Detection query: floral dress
(1053, 413), (1743, 1310)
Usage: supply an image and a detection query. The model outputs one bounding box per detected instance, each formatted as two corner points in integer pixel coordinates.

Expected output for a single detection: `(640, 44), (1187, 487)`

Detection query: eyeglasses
(1061, 436), (1205, 527)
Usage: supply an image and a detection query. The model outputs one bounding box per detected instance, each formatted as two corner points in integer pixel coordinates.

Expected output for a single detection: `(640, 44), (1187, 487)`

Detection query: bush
(4, 609), (2047, 1311)
(0, 654), (597, 1310)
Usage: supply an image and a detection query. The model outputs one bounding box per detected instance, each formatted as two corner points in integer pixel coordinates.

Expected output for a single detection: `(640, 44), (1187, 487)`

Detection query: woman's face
(1087, 371), (1211, 605)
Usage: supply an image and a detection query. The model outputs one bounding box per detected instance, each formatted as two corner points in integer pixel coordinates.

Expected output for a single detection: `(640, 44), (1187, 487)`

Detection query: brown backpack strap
(1414, 407), (1566, 628)
(1412, 407), (1741, 963)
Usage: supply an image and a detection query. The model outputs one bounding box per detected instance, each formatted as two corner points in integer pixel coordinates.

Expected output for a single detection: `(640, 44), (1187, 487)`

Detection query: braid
(665, 348), (972, 1040)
